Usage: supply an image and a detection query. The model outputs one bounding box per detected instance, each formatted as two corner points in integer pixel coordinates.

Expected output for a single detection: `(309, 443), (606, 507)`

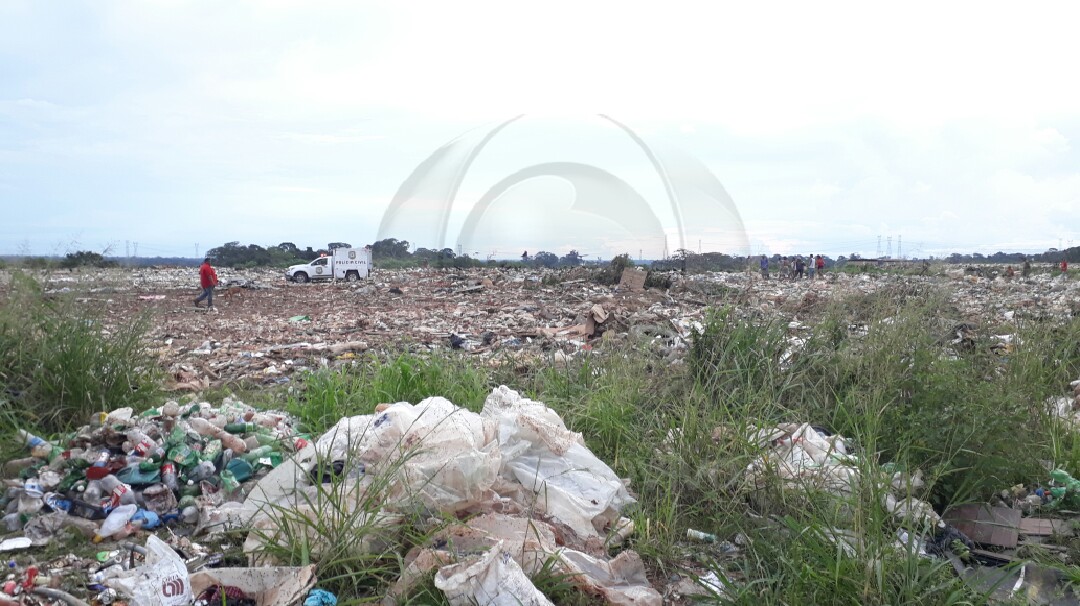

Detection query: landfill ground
(27, 264), (1080, 391)
(7, 263), (1080, 605)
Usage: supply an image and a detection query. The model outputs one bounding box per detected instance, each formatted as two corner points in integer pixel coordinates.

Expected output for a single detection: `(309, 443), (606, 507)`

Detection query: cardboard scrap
(619, 268), (647, 291)
(1018, 517), (1068, 537)
(944, 504), (1021, 548)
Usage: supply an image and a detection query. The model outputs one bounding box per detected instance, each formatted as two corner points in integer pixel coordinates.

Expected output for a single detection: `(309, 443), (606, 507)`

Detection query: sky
(2, 1), (1080, 260)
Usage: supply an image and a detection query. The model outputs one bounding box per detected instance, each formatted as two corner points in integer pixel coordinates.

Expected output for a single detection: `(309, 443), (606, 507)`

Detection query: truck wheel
(345, 271), (360, 282)
(294, 272), (310, 283)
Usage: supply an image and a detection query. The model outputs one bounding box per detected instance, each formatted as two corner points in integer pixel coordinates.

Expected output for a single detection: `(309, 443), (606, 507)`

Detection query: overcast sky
(2, 2), (1079, 260)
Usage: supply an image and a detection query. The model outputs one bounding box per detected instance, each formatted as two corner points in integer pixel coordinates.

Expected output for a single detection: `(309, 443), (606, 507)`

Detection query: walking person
(794, 256), (805, 280)
(807, 254), (815, 279)
(760, 255), (769, 280)
(194, 258), (219, 310)
(815, 254), (826, 279)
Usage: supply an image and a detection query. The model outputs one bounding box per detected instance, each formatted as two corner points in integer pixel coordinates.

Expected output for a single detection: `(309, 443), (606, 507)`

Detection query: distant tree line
(16, 240), (1080, 271)
(944, 247), (1080, 264)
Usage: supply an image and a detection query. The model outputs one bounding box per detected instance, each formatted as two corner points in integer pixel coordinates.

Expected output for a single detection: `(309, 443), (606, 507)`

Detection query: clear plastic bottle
(16, 429), (55, 461)
(160, 462), (179, 493)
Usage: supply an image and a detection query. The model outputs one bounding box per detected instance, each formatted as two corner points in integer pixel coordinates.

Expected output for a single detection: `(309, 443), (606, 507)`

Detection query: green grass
(0, 272), (159, 441)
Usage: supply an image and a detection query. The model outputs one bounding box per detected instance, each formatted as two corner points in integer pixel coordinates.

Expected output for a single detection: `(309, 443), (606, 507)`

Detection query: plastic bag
(482, 386), (634, 538)
(314, 397), (499, 512)
(98, 504), (137, 538)
(434, 541), (554, 606)
(108, 535), (192, 605)
(557, 549), (662, 606)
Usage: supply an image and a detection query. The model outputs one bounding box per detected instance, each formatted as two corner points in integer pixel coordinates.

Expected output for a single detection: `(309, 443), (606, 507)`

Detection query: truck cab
(286, 247), (372, 283)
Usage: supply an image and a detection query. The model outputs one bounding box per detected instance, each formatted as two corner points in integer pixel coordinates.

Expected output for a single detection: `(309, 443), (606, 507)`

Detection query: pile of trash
(240, 385), (659, 606)
(2, 397), (313, 604)
(2, 388), (658, 605)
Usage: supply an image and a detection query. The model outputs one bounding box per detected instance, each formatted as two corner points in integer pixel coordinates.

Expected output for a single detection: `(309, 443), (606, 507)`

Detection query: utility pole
(898, 235), (902, 260)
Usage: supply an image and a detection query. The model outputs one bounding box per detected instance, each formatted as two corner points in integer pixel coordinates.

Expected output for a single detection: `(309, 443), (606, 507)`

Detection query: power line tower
(876, 236), (882, 258)
(898, 235), (902, 260)
(886, 237), (893, 259)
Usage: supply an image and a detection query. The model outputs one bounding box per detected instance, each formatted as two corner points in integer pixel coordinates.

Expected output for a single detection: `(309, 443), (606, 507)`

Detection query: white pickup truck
(285, 247), (372, 283)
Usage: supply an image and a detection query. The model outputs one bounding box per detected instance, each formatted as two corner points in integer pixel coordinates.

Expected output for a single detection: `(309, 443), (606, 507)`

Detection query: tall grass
(286, 354), (491, 434)
(0, 272), (158, 437)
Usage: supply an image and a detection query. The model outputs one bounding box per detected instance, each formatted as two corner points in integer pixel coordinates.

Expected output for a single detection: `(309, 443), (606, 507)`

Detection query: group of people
(759, 254), (825, 281)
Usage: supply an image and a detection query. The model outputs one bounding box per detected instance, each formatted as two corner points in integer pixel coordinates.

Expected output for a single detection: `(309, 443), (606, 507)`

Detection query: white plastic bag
(434, 541), (554, 606)
(97, 504), (137, 538)
(107, 535), (192, 605)
(482, 386), (634, 538)
(315, 397), (500, 512)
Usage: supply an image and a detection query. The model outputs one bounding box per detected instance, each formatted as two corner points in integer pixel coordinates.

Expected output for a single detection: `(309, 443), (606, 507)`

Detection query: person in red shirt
(815, 254), (826, 278)
(194, 258), (219, 309)
(1062, 260), (1069, 274)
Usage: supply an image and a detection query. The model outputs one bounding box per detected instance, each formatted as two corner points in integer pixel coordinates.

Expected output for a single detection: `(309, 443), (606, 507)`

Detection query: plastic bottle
(241, 445), (275, 463)
(160, 462), (179, 493)
(686, 529), (718, 542)
(224, 422), (259, 435)
(254, 433), (282, 447)
(217, 431), (248, 454)
(99, 476), (137, 509)
(16, 429), (56, 461)
(188, 417), (221, 437)
(83, 479), (103, 503)
(94, 504), (137, 541)
(219, 470), (239, 494)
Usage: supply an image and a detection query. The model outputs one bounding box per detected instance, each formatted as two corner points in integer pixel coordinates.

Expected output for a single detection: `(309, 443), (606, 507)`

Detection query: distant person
(1005, 266), (1015, 280)
(807, 254), (816, 279)
(194, 258), (218, 310)
(794, 256), (805, 279)
(760, 255), (769, 280)
(815, 254), (826, 278)
(1062, 259), (1069, 274)
(1022, 258), (1032, 278)
(521, 251), (528, 263)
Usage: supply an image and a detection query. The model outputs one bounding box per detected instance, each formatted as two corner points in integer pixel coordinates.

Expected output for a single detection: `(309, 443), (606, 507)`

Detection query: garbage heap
(2, 388), (657, 605)
(240, 385), (659, 606)
(2, 397), (307, 603)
